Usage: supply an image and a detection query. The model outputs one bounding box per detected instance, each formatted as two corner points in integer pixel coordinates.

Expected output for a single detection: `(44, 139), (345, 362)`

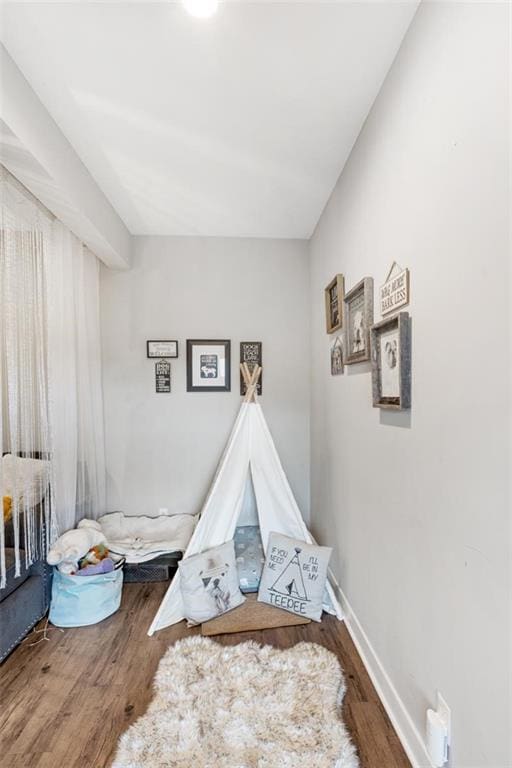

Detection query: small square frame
(370, 311), (411, 410)
(344, 277), (374, 364)
(324, 274), (344, 334)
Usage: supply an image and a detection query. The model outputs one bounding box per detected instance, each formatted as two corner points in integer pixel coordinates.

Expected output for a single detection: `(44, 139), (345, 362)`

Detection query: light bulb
(182, 0), (219, 19)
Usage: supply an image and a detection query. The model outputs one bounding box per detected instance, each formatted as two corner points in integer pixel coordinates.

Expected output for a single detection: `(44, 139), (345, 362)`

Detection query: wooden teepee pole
(240, 363), (261, 403)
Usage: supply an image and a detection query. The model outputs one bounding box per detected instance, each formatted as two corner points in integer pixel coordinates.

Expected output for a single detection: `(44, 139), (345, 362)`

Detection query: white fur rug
(113, 636), (359, 768)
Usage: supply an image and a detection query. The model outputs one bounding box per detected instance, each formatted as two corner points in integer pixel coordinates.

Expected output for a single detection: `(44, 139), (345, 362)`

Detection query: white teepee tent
(148, 365), (342, 635)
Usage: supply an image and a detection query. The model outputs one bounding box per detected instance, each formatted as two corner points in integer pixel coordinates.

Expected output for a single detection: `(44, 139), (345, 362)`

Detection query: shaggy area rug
(113, 635), (359, 768)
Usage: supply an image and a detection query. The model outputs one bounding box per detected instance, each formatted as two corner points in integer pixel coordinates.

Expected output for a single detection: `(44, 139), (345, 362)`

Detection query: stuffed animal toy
(47, 522), (107, 574)
(79, 543), (110, 568)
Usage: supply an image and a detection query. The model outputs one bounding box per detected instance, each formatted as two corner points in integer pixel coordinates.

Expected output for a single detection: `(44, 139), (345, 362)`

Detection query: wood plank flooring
(0, 582), (411, 768)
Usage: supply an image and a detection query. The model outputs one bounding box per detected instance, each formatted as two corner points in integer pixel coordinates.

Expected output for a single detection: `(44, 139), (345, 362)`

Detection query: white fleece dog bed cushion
(97, 511), (197, 563)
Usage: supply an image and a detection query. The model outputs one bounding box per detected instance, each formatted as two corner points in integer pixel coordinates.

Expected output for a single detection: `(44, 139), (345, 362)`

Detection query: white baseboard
(329, 574), (433, 768)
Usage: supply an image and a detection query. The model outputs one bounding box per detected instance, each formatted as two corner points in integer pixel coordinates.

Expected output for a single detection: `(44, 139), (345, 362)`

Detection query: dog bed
(97, 511), (197, 564)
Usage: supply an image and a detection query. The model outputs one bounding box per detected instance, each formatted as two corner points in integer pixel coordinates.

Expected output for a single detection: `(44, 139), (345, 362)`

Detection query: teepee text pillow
(179, 540), (245, 625)
(257, 533), (332, 622)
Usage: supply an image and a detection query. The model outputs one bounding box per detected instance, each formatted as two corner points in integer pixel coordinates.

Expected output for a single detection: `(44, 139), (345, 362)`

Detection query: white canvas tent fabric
(148, 402), (342, 634)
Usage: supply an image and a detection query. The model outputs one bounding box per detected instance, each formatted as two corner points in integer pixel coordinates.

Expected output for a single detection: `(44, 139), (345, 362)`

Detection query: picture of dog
(200, 559), (232, 614)
(384, 339), (397, 369)
(379, 328), (400, 397)
(200, 354), (218, 379)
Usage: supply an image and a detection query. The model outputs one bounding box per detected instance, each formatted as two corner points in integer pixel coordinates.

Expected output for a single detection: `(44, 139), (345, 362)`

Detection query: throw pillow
(257, 532), (332, 622)
(179, 540), (245, 625)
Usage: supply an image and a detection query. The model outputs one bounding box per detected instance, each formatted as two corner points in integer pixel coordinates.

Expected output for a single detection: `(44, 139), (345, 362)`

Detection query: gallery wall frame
(324, 274), (344, 334)
(370, 312), (411, 410)
(380, 261), (410, 316)
(330, 336), (344, 376)
(186, 339), (231, 392)
(344, 277), (374, 364)
(147, 340), (178, 358)
(155, 359), (171, 393)
(240, 342), (263, 396)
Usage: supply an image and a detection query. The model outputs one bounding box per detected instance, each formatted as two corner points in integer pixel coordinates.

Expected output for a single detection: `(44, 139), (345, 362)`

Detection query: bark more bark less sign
(380, 263), (410, 315)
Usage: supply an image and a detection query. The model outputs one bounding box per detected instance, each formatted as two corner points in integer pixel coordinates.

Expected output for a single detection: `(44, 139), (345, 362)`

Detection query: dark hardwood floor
(0, 582), (411, 768)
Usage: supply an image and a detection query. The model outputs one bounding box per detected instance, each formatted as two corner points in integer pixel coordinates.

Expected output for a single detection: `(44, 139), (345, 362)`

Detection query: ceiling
(0, 2), (418, 239)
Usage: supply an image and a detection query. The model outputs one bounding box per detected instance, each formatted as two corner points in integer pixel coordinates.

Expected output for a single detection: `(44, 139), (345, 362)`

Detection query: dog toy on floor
(47, 521), (106, 574)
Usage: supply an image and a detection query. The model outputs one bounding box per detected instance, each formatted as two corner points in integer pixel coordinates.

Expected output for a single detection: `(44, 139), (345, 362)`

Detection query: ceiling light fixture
(182, 0), (219, 19)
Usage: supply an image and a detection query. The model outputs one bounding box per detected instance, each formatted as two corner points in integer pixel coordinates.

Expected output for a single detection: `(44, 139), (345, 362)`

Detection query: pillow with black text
(257, 532), (331, 622)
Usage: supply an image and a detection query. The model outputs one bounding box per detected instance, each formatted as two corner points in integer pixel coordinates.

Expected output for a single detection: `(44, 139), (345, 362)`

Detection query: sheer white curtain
(47, 224), (106, 530)
(0, 168), (53, 586)
(0, 166), (107, 587)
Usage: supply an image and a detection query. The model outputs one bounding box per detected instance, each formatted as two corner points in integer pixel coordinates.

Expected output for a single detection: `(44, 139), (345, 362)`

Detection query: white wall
(309, 3), (511, 767)
(101, 236), (310, 521)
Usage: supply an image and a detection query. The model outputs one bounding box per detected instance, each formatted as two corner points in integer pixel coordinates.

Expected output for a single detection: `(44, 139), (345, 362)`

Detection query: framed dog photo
(330, 336), (344, 376)
(370, 312), (411, 410)
(186, 340), (231, 392)
(324, 274), (344, 334)
(344, 277), (374, 364)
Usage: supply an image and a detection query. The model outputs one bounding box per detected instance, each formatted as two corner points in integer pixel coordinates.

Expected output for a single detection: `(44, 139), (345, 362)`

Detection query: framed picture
(240, 342), (262, 396)
(147, 340), (178, 358)
(186, 340), (231, 392)
(155, 360), (171, 393)
(330, 336), (344, 376)
(380, 261), (410, 316)
(370, 312), (411, 410)
(344, 277), (374, 364)
(324, 274), (344, 334)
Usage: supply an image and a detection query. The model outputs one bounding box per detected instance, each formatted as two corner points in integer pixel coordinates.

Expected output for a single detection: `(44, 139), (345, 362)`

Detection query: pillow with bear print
(179, 540), (245, 625)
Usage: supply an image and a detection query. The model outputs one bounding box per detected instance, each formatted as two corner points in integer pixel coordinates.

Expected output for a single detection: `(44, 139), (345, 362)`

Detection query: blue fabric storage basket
(49, 568), (123, 627)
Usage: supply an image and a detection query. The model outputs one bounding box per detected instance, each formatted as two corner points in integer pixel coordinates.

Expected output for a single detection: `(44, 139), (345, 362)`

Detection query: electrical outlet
(437, 691), (451, 764)
(426, 692), (451, 767)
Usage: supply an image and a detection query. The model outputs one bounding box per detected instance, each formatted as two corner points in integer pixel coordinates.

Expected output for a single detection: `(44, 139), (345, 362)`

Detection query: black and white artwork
(344, 277), (374, 364)
(371, 312), (411, 410)
(380, 262), (410, 316)
(329, 284), (339, 327)
(187, 340), (231, 392)
(257, 532), (332, 622)
(155, 359), (171, 393)
(240, 341), (263, 396)
(330, 336), (344, 376)
(380, 328), (399, 398)
(200, 560), (232, 614)
(147, 340), (178, 358)
(200, 354), (218, 379)
(324, 274), (344, 334)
